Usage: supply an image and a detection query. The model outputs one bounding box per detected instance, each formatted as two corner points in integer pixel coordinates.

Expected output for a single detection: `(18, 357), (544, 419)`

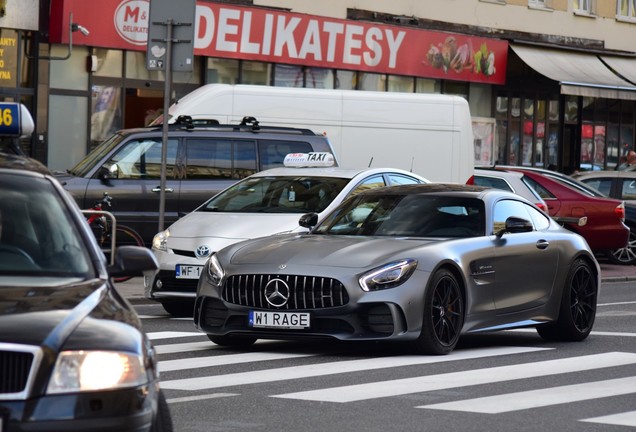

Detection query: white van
(153, 84), (474, 183)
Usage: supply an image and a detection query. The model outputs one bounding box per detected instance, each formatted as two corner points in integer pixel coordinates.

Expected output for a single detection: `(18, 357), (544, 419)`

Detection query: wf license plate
(175, 265), (203, 279)
(249, 310), (310, 329)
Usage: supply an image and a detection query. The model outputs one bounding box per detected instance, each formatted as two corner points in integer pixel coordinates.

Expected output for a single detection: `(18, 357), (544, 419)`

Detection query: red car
(494, 167), (629, 252)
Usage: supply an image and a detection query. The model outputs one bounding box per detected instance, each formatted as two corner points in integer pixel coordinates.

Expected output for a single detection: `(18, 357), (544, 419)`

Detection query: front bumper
(0, 385), (157, 432)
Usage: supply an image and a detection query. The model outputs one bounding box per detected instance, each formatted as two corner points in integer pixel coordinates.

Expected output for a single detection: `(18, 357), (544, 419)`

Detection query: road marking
(597, 300), (636, 306)
(581, 410), (636, 427)
(417, 376), (636, 413)
(273, 352), (636, 403)
(147, 331), (203, 340)
(507, 328), (636, 337)
(159, 346), (549, 391)
(155, 341), (214, 354)
(167, 393), (239, 404)
(159, 351), (317, 373)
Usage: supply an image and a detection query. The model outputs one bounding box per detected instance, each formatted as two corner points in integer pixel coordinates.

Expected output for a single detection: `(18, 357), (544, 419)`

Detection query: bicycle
(83, 193), (145, 283)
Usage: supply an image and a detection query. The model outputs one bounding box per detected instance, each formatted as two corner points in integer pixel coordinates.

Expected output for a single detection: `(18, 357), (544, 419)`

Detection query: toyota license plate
(249, 311), (310, 329)
(175, 265), (203, 279)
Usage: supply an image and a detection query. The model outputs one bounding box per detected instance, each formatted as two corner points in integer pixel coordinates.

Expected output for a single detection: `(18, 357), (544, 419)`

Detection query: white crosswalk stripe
(272, 352), (636, 402)
(417, 376), (636, 413)
(159, 351), (317, 373)
(147, 331), (202, 340)
(581, 410), (636, 428)
(159, 346), (549, 390)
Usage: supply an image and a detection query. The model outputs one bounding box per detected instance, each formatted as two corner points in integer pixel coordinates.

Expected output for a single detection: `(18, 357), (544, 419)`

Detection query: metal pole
(158, 19), (173, 233)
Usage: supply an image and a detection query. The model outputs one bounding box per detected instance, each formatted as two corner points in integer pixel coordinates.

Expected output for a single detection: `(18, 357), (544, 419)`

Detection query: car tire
(537, 258), (597, 342)
(607, 228), (636, 265)
(207, 334), (258, 347)
(161, 301), (194, 317)
(150, 390), (173, 432)
(412, 268), (464, 355)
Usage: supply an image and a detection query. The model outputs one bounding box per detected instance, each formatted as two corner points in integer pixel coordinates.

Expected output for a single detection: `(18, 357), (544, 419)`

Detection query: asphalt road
(133, 279), (636, 432)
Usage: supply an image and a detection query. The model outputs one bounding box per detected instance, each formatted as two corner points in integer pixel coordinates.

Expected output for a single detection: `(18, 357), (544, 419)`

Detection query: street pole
(158, 19), (173, 233)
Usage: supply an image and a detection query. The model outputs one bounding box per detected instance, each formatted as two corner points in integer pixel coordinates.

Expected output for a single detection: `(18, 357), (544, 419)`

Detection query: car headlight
(206, 253), (225, 285)
(359, 259), (418, 292)
(47, 350), (147, 394)
(152, 229), (170, 251)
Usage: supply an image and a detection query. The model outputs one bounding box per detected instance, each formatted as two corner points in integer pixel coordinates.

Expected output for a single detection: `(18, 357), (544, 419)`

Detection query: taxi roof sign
(0, 103), (34, 138)
(284, 152), (335, 168)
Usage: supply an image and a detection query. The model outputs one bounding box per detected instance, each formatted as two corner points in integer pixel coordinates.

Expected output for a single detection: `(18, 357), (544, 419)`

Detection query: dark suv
(56, 117), (337, 246)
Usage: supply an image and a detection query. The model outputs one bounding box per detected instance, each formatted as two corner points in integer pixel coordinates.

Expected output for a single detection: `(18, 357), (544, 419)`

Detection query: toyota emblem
(194, 245), (211, 259)
(264, 278), (290, 308)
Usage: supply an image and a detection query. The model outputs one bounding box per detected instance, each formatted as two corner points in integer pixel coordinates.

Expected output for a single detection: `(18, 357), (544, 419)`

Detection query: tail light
(466, 175), (475, 185)
(535, 202), (548, 213)
(615, 202), (626, 221)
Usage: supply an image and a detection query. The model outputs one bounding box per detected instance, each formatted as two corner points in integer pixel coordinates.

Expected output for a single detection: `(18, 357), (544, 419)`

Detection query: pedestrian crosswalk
(146, 329), (636, 428)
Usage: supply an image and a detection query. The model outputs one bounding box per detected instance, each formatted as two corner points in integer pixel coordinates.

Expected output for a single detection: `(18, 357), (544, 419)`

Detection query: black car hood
(0, 278), (138, 350)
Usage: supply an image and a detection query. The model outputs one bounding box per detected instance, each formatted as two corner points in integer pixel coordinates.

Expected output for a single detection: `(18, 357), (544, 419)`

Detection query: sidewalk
(115, 261), (636, 305)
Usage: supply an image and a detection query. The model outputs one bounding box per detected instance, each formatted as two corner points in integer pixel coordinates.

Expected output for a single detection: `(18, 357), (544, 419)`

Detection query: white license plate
(249, 310), (311, 329)
(175, 265), (203, 279)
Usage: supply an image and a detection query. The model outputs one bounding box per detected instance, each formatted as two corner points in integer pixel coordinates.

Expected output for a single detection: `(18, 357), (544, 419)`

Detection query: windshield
(68, 132), (125, 176)
(0, 174), (93, 277)
(199, 175), (349, 214)
(314, 193), (485, 238)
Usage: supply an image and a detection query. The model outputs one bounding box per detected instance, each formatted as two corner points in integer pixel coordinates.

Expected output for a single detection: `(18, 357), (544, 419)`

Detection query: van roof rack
(158, 115), (318, 135)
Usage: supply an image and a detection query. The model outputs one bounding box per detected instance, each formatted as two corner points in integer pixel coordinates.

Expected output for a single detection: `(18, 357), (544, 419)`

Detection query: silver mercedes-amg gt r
(194, 184), (600, 355)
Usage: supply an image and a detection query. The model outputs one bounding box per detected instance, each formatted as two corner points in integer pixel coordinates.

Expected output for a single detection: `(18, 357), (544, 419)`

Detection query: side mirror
(496, 216), (533, 237)
(299, 212), (319, 229)
(98, 163), (118, 183)
(108, 245), (158, 279)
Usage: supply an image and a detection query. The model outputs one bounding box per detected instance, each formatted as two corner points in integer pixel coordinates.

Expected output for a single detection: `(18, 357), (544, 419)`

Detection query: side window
(108, 138), (177, 179)
(473, 175), (513, 192)
(524, 202), (550, 230)
(493, 199), (535, 234)
(186, 139), (232, 180)
(350, 175), (386, 196)
(258, 140), (313, 170)
(522, 176), (555, 199)
(388, 174), (423, 185)
(621, 178), (636, 200)
(234, 140), (258, 179)
(581, 178), (611, 196)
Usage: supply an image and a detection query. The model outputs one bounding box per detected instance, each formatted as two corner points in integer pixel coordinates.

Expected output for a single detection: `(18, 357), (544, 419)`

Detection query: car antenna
(410, 156), (414, 172)
(368, 157), (373, 167)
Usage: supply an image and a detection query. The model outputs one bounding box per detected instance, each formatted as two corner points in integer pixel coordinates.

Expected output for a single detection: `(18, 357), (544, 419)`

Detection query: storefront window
(90, 85), (121, 144)
(358, 72), (386, 91)
(19, 31), (33, 87)
(206, 58), (239, 84)
(535, 100), (546, 167)
(443, 81), (469, 100)
(564, 96), (578, 123)
(495, 96), (508, 165)
(241, 61), (271, 85)
(469, 84), (492, 117)
(387, 75), (414, 93)
(593, 125), (606, 170)
(0, 29), (18, 88)
(50, 45), (89, 90)
(274, 64), (304, 87)
(93, 49), (123, 77)
(48, 95), (88, 171)
(305, 68), (333, 88)
(607, 125), (620, 168)
(415, 78), (440, 93)
(335, 70), (356, 89)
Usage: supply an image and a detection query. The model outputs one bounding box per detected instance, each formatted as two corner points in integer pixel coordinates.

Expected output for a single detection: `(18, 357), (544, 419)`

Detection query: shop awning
(600, 56), (636, 87)
(511, 44), (636, 101)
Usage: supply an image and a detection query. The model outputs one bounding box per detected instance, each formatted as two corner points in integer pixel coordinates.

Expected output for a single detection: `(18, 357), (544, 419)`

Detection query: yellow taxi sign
(284, 152), (335, 168)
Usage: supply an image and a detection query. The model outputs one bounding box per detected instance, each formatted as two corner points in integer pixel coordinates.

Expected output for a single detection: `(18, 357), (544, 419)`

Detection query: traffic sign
(146, 0), (196, 71)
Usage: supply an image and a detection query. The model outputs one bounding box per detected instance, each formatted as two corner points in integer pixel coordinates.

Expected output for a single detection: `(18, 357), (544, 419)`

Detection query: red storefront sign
(50, 0), (508, 84)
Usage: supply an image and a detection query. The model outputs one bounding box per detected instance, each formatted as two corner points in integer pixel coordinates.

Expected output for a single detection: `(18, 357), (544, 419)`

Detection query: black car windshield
(67, 132), (125, 177)
(199, 176), (349, 213)
(0, 174), (93, 277)
(314, 193), (485, 238)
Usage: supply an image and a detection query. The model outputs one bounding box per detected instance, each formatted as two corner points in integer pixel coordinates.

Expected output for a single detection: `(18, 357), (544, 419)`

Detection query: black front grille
(223, 274), (349, 310)
(0, 349), (34, 394)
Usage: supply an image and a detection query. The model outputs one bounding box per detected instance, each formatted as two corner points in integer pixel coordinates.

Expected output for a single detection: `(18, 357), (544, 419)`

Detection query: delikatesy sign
(49, 0), (508, 84)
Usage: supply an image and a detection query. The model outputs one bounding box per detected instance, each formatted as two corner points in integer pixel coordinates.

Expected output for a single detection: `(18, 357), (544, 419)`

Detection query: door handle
(536, 239), (549, 250)
(152, 187), (174, 193)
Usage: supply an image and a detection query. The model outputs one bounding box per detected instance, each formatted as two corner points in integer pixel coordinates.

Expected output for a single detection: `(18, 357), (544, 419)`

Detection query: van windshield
(199, 176), (349, 214)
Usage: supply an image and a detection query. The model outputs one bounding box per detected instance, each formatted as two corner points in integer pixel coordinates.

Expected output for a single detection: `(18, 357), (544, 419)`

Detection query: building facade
(3, 0), (636, 175)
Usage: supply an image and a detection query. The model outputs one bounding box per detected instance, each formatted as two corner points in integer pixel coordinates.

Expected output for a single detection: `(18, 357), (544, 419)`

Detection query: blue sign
(0, 102), (34, 137)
